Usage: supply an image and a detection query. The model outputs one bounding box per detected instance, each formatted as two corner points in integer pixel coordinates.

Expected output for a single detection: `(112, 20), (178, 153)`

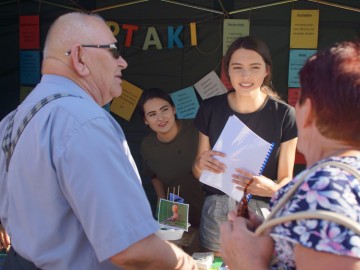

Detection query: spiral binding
(245, 142), (274, 203)
(259, 142), (275, 175)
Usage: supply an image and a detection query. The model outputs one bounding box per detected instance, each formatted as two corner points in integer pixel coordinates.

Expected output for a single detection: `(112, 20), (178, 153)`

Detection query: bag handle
(255, 161), (360, 236)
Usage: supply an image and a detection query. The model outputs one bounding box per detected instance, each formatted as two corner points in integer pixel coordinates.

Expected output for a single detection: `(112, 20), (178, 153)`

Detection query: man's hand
(0, 224), (11, 251)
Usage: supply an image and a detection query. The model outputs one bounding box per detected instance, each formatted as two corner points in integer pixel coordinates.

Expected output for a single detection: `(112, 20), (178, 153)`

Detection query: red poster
(288, 88), (306, 164)
(295, 150), (306, 165)
(288, 88), (301, 107)
(20, 15), (40, 49)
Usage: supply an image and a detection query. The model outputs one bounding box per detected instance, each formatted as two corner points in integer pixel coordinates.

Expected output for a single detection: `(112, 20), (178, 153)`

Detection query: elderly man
(0, 12), (197, 270)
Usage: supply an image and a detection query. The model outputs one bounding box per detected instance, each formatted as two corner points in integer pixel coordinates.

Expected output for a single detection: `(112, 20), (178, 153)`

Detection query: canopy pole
(229, 0), (298, 15)
(307, 0), (360, 13)
(161, 0), (224, 15)
(0, 0), (17, 6)
(92, 0), (149, 13)
(31, 0), (84, 12)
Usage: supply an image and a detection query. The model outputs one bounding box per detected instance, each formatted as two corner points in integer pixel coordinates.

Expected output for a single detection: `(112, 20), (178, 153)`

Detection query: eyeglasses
(65, 42), (120, 59)
(236, 178), (253, 218)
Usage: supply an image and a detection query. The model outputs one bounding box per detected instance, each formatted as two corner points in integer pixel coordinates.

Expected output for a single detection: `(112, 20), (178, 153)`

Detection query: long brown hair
(224, 36), (281, 100)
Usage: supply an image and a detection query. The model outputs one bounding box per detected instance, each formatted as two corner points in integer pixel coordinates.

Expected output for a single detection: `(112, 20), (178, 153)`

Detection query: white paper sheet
(199, 115), (274, 201)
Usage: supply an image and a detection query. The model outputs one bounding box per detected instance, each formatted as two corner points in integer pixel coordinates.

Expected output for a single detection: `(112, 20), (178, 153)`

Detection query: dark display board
(0, 0), (359, 211)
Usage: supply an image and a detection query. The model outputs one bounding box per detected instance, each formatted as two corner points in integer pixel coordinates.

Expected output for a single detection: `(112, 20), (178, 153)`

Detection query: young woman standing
(192, 36), (298, 253)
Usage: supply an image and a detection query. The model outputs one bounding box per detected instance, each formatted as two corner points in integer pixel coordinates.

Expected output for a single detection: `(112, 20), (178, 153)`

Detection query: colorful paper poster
(158, 199), (189, 231)
(290, 10), (319, 49)
(220, 58), (233, 90)
(222, 19), (249, 56)
(288, 88), (301, 107)
(110, 80), (143, 121)
(287, 88), (305, 164)
(288, 49), (316, 88)
(170, 87), (199, 119)
(19, 15), (40, 49)
(295, 150), (306, 165)
(102, 103), (111, 112)
(20, 50), (40, 85)
(20, 86), (34, 102)
(194, 70), (227, 100)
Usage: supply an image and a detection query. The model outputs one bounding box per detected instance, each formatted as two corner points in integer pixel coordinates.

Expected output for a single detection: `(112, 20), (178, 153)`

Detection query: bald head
(43, 12), (108, 59)
(41, 12), (127, 106)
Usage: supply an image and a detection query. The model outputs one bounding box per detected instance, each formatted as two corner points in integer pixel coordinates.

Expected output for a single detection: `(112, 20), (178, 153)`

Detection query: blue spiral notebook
(199, 115), (274, 201)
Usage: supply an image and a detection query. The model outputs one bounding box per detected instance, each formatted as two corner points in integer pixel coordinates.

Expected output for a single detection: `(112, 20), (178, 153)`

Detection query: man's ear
(71, 44), (90, 76)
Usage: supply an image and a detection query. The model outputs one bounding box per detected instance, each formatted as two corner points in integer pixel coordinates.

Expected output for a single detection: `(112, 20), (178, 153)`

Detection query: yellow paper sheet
(290, 10), (319, 49)
(110, 80), (143, 121)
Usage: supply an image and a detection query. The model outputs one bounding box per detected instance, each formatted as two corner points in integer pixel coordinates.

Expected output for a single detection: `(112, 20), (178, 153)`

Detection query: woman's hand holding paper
(195, 149), (226, 174)
(232, 168), (278, 197)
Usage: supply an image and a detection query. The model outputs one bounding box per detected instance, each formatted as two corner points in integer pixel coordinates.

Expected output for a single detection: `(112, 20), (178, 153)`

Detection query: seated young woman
(138, 88), (205, 228)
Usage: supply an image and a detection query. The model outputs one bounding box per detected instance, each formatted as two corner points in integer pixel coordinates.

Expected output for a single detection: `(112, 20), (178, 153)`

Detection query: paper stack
(199, 115), (274, 201)
(192, 252), (214, 270)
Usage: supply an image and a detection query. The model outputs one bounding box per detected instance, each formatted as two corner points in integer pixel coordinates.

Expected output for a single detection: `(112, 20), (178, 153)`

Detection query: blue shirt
(0, 75), (159, 270)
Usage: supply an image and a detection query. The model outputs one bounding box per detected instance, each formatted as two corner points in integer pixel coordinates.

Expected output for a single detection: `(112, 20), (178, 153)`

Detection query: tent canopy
(0, 0), (359, 183)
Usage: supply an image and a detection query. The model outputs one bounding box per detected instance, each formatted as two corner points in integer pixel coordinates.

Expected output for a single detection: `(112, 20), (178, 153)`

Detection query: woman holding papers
(139, 88), (205, 227)
(192, 36), (298, 253)
(220, 39), (360, 270)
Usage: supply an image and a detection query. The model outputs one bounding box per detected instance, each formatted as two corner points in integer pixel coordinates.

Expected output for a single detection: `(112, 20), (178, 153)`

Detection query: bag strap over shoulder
(255, 160), (360, 236)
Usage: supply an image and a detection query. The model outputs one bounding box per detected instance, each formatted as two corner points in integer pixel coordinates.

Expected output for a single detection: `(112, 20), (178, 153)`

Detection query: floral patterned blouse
(269, 156), (360, 270)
